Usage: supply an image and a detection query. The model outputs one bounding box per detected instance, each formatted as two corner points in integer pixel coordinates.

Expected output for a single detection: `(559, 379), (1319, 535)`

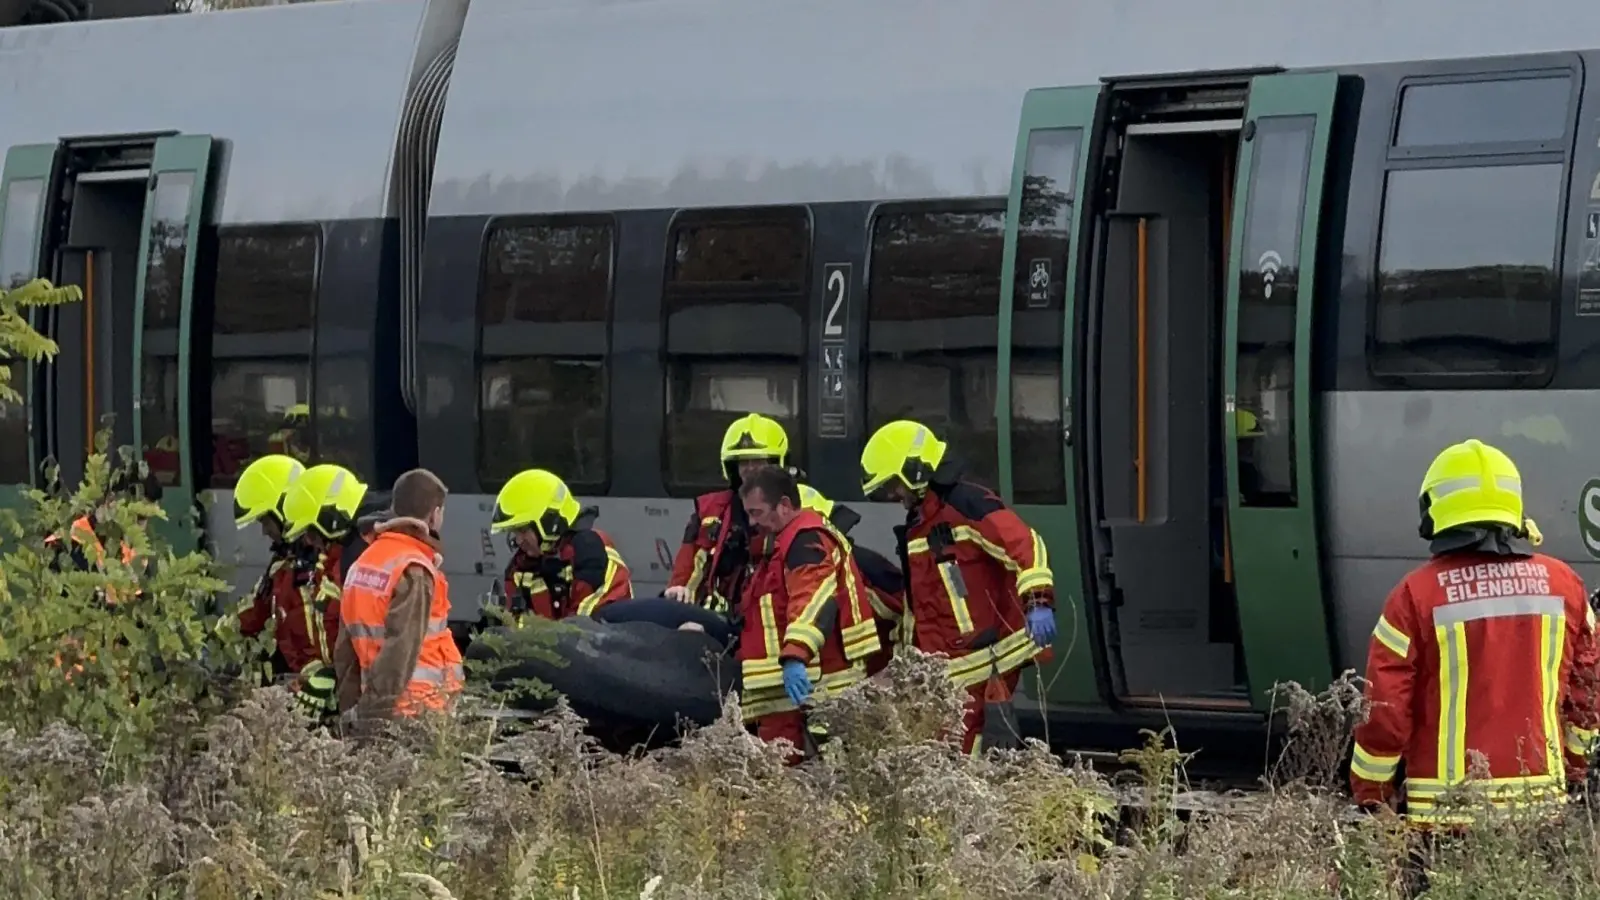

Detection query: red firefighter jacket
(814, 501), (906, 678)
(888, 474), (1054, 690)
(240, 543), (344, 673)
(502, 526), (633, 621)
(669, 489), (756, 614)
(1351, 550), (1600, 824)
(737, 509), (881, 722)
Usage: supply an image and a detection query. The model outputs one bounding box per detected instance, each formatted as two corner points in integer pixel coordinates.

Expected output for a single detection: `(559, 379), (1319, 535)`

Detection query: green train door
(0, 143), (62, 502)
(1223, 72), (1339, 709)
(1074, 71), (1340, 715)
(997, 85), (1103, 707)
(131, 135), (216, 548)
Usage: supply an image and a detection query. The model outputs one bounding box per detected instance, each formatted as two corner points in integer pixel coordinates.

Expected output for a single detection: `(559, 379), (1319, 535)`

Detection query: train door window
(0, 177), (43, 484)
(137, 171), (193, 482)
(209, 226), (319, 486)
(662, 207), (809, 495)
(478, 217), (613, 493)
(1234, 117), (1313, 507)
(1371, 164), (1563, 381)
(1011, 130), (1080, 504)
(867, 204), (1005, 491)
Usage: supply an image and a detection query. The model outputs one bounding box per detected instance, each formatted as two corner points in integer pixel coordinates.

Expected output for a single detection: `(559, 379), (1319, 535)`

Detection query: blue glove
(781, 658), (813, 707)
(1025, 605), (1057, 647)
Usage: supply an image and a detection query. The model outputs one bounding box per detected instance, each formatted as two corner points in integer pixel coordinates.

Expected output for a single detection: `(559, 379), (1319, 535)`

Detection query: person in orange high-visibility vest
(333, 468), (463, 719)
(45, 461), (162, 678)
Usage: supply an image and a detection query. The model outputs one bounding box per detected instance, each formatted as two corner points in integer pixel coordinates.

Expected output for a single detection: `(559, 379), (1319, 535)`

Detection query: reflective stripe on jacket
(239, 544), (343, 672)
(340, 529), (464, 715)
(897, 481), (1053, 688)
(737, 509), (880, 722)
(503, 527), (633, 621)
(1351, 550), (1600, 824)
(668, 489), (749, 613)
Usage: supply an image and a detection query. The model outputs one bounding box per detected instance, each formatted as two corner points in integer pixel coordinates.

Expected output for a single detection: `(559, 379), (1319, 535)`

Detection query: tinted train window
(1012, 130), (1080, 504)
(0, 177), (43, 485)
(1235, 117), (1313, 508)
(1371, 163), (1563, 381)
(479, 219), (613, 493)
(867, 205), (1004, 491)
(210, 227), (320, 487)
(1395, 76), (1571, 148)
(138, 171), (193, 486)
(663, 208), (809, 496)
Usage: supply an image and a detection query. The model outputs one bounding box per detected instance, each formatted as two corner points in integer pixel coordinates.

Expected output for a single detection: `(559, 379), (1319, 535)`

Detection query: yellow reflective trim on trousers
(740, 664), (863, 721)
(1406, 773), (1563, 796)
(1351, 743), (1401, 782)
(1436, 622), (1468, 784)
(1373, 615), (1410, 658)
(1540, 611), (1565, 781)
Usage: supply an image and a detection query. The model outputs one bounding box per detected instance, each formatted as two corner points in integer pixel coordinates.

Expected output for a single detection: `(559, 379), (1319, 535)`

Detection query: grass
(3, 647), (1600, 900)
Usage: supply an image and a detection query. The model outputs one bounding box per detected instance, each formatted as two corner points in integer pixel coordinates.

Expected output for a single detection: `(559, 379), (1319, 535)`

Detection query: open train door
(131, 134), (214, 548)
(1223, 72), (1339, 710)
(997, 85), (1103, 707)
(0, 143), (61, 500)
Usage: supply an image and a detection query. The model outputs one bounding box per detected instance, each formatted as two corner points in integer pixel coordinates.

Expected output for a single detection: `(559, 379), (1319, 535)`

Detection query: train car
(0, 0), (465, 595)
(7, 0), (1600, 763)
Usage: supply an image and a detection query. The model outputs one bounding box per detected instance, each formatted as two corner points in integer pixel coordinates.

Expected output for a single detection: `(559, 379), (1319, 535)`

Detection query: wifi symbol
(1258, 250), (1284, 298)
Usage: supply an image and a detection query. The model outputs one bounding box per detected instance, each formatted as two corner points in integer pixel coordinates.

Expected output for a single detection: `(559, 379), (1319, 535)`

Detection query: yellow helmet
(490, 468), (580, 546)
(860, 420), (947, 497)
(281, 463), (368, 540)
(797, 484), (834, 519)
(233, 454), (305, 528)
(1417, 439), (1523, 538)
(720, 414), (789, 467)
(284, 403), (310, 425)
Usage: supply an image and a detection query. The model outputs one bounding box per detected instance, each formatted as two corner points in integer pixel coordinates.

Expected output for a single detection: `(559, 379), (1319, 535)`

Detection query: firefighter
(665, 413), (795, 613)
(736, 465), (880, 762)
(858, 420), (1057, 755)
(334, 468), (463, 719)
(797, 484), (904, 678)
(489, 468), (633, 622)
(266, 403), (311, 464)
(231, 453), (308, 681)
(276, 463), (368, 715)
(1350, 438), (1600, 825)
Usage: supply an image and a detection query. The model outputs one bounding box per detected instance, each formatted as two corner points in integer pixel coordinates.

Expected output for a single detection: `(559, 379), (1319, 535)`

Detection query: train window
(209, 226), (320, 487)
(1394, 76), (1571, 148)
(478, 219), (613, 493)
(1370, 163), (1562, 382)
(138, 171), (193, 485)
(0, 177), (44, 485)
(1011, 129), (1080, 504)
(1235, 116), (1313, 508)
(867, 204), (1005, 491)
(663, 208), (809, 496)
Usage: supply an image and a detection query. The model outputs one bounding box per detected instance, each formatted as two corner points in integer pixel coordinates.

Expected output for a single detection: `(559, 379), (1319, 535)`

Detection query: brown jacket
(333, 517), (442, 719)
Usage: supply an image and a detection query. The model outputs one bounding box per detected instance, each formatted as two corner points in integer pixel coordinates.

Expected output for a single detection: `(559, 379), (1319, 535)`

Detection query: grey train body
(5, 0), (1600, 758)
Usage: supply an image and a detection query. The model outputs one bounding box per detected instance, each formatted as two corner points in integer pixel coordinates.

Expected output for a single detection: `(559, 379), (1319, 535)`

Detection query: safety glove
(294, 660), (338, 718)
(780, 658), (813, 707)
(1024, 604), (1057, 647)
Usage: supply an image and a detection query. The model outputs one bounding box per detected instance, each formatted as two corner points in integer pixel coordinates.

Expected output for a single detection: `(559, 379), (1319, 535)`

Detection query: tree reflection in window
(867, 205), (1005, 490)
(1371, 163), (1561, 380)
(662, 209), (809, 495)
(0, 177), (43, 485)
(210, 226), (319, 486)
(139, 172), (193, 487)
(1012, 129), (1081, 504)
(478, 219), (613, 492)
